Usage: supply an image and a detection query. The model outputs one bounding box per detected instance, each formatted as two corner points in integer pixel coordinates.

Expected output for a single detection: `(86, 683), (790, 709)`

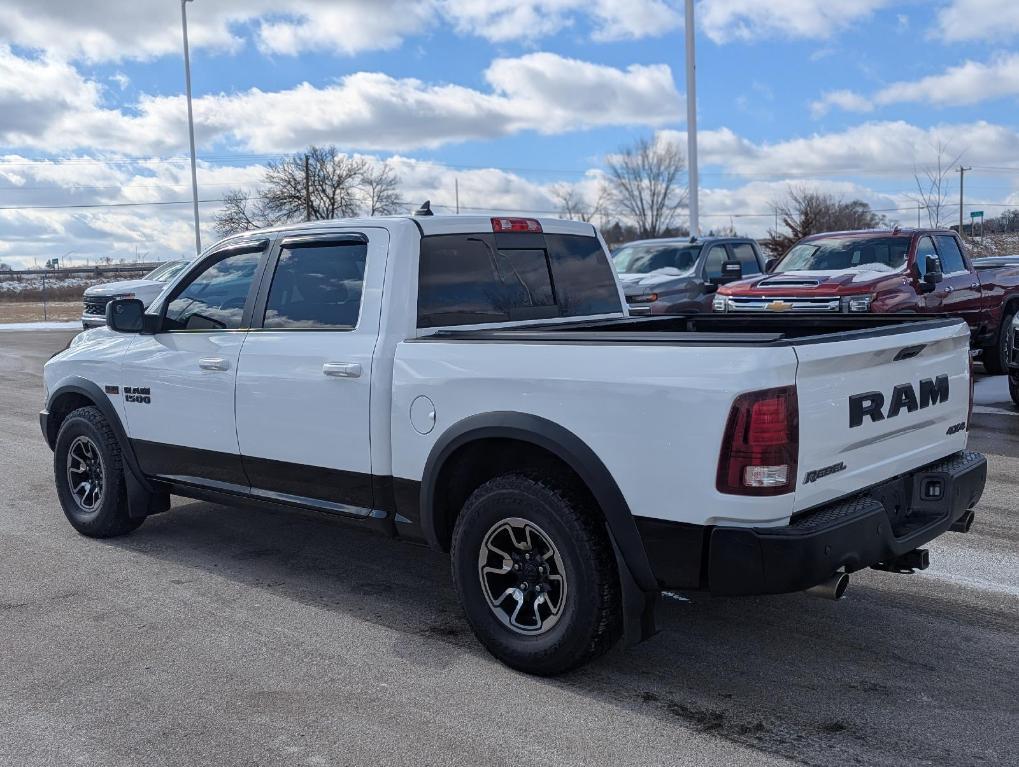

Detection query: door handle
(970, 283), (979, 289)
(198, 357), (230, 371)
(944, 285), (954, 293)
(322, 362), (362, 379)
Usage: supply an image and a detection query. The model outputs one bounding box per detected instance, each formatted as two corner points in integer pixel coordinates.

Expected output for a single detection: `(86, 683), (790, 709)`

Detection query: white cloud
(0, 157), (268, 267)
(0, 1), (436, 62)
(660, 121), (1019, 178)
(812, 53), (1019, 115)
(810, 89), (876, 117)
(0, 50), (681, 156)
(933, 0), (1019, 42)
(698, 179), (904, 236)
(697, 0), (891, 43)
(437, 0), (681, 43)
(0, 0), (681, 62)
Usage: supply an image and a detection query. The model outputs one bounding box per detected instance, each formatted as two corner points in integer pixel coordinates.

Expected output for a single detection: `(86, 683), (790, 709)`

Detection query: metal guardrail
(2, 263), (162, 278)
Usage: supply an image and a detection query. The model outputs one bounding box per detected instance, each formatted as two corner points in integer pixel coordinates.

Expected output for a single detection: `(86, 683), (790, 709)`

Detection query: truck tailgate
(793, 320), (971, 512)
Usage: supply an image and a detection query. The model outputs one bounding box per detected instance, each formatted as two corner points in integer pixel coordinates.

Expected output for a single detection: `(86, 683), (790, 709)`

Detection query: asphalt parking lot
(2, 330), (1017, 767)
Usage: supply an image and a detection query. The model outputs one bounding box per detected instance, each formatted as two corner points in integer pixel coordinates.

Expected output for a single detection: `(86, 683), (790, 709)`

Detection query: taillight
(628, 293), (659, 304)
(491, 217), (542, 233)
(717, 386), (799, 496)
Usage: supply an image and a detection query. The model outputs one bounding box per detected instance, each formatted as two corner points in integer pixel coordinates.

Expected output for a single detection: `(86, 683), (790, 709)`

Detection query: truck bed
(421, 313), (963, 346)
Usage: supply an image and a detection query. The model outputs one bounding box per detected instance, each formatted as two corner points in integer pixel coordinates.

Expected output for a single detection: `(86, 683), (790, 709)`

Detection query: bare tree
(362, 163), (402, 216)
(764, 187), (886, 256)
(216, 146), (402, 236)
(551, 182), (607, 223)
(215, 190), (282, 236)
(912, 140), (963, 229)
(605, 137), (688, 239)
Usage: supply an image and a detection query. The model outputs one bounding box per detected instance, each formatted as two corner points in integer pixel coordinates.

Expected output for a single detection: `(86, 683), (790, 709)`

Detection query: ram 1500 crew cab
(714, 228), (1019, 375)
(41, 215), (986, 675)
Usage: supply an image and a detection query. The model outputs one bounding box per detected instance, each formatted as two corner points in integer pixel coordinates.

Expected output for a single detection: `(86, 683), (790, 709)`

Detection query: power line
(5, 194), (1014, 221)
(2, 154), (1016, 180)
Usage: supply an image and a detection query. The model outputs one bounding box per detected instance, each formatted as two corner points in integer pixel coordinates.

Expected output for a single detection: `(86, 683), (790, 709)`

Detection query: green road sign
(971, 211), (984, 218)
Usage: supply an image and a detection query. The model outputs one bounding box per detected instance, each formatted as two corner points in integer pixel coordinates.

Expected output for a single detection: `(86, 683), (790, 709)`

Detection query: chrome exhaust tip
(805, 572), (849, 601)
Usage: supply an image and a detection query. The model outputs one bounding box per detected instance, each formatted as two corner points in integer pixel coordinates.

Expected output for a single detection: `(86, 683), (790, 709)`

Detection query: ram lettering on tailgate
(848, 375), (949, 428)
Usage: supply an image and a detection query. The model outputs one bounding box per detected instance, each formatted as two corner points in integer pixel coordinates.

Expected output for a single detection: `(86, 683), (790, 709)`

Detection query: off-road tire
(451, 473), (621, 675)
(53, 406), (144, 538)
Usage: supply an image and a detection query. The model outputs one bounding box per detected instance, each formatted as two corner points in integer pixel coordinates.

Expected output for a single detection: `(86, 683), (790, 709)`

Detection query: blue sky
(1, 0), (1018, 267)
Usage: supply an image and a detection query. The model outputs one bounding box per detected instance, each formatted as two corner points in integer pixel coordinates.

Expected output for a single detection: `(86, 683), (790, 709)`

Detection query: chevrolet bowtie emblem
(765, 300), (793, 312)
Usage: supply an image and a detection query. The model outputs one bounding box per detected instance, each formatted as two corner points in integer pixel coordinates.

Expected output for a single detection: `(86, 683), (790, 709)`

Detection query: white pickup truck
(41, 214), (986, 674)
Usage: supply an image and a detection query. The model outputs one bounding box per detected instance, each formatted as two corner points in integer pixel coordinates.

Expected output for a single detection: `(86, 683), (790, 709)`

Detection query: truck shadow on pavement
(110, 498), (1016, 767)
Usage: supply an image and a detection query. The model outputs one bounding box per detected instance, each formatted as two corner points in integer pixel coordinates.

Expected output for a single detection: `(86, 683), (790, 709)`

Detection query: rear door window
(417, 233), (621, 328)
(263, 241), (367, 329)
(731, 243), (761, 276)
(934, 235), (967, 274)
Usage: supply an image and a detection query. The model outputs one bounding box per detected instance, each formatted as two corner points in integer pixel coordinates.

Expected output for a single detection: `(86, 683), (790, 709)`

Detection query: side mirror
(711, 260), (743, 285)
(106, 298), (145, 333)
(764, 257), (779, 273)
(922, 255), (944, 293)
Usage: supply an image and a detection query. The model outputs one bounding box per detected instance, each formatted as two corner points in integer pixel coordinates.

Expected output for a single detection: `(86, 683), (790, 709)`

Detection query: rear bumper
(638, 450), (987, 595)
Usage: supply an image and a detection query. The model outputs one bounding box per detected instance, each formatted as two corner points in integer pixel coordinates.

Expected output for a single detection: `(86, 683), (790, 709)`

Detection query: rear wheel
(53, 407), (143, 538)
(982, 308), (1016, 375)
(451, 473), (621, 675)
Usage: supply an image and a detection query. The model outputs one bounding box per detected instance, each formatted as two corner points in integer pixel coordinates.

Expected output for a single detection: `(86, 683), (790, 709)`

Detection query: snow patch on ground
(0, 321), (82, 331)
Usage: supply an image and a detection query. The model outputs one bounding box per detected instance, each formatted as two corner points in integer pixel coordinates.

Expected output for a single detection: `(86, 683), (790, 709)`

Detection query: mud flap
(611, 536), (659, 647)
(125, 467), (170, 519)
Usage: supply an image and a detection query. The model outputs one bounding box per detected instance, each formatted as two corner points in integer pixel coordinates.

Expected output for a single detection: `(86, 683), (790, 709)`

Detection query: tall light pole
(181, 0), (202, 256)
(684, 0), (700, 238)
(957, 165), (971, 237)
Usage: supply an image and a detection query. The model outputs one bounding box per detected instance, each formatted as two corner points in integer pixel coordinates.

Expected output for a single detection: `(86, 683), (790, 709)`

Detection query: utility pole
(181, 0), (201, 256)
(684, 0), (700, 238)
(957, 165), (971, 236)
(455, 178), (460, 214)
(304, 153), (311, 221)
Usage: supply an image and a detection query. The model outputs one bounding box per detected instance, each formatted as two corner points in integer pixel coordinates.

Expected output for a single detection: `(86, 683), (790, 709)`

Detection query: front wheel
(53, 406), (144, 538)
(451, 473), (621, 675)
(982, 309), (1016, 375)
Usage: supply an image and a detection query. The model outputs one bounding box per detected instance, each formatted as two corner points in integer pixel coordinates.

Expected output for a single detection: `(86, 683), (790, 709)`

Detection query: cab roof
(212, 214), (597, 249)
(801, 227), (959, 240)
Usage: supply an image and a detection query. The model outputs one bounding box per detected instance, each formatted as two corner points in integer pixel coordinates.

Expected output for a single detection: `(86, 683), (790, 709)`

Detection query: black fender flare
(45, 378), (154, 495)
(419, 411), (658, 594)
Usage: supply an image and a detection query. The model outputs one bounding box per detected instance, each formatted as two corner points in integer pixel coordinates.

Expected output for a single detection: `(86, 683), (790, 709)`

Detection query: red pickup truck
(713, 228), (1019, 373)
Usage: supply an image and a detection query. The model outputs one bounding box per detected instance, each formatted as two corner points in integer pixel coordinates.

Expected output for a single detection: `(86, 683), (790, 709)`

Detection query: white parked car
(42, 215), (986, 674)
(81, 260), (190, 329)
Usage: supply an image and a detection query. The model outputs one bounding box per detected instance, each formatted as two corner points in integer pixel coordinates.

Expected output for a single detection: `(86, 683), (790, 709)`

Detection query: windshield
(144, 260), (189, 282)
(775, 236), (910, 273)
(611, 243), (701, 275)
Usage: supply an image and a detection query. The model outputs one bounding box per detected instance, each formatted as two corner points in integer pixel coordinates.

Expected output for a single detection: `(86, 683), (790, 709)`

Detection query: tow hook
(805, 572), (849, 600)
(950, 509), (975, 533)
(872, 548), (930, 574)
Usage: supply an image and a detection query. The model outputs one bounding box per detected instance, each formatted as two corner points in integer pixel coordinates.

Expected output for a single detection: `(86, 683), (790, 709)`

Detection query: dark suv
(612, 236), (765, 315)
